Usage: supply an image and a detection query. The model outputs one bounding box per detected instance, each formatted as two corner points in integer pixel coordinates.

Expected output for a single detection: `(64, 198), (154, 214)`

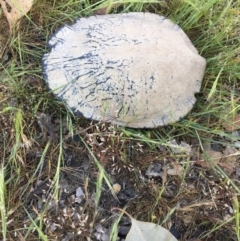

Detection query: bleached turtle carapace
(42, 12), (206, 128)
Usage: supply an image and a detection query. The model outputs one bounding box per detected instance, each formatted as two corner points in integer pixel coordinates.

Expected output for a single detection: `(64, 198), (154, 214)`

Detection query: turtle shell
(42, 12), (206, 128)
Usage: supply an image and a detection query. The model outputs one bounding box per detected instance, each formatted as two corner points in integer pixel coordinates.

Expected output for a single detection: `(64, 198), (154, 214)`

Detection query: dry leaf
(126, 216), (177, 241)
(196, 143), (222, 169)
(220, 146), (239, 175)
(223, 113), (240, 131)
(199, 150), (222, 168)
(0, 0), (34, 30)
(93, 0), (122, 15)
(222, 146), (239, 162)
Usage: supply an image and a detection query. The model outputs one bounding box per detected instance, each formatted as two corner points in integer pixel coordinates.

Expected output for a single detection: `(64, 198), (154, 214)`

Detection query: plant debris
(0, 0), (34, 30)
(125, 214), (177, 241)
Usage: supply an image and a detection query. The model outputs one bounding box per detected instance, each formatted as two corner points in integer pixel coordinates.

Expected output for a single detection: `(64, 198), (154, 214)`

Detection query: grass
(0, 0), (240, 240)
(0, 165), (7, 240)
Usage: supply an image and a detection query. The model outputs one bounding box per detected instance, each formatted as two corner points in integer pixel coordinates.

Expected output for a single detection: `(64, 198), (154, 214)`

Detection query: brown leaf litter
(0, 0), (34, 30)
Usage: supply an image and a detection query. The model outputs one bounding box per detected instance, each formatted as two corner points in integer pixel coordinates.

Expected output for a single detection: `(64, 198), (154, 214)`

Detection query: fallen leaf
(0, 0), (34, 30)
(222, 146), (239, 162)
(197, 143), (222, 169)
(126, 216), (177, 241)
(93, 0), (122, 15)
(199, 150), (222, 168)
(222, 113), (240, 131)
(220, 146), (239, 175)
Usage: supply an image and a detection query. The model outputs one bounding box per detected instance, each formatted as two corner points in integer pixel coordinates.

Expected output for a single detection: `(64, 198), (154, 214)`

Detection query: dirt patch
(4, 112), (236, 241)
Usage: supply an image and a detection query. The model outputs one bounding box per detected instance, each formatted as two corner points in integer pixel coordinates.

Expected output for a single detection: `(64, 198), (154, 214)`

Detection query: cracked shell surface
(42, 12), (206, 128)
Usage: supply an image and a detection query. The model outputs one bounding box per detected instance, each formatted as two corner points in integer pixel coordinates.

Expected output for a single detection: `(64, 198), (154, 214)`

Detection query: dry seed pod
(42, 12), (206, 128)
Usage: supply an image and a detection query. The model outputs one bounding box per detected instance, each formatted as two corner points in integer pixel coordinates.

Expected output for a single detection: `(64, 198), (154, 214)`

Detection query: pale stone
(42, 12), (206, 128)
(112, 183), (121, 194)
